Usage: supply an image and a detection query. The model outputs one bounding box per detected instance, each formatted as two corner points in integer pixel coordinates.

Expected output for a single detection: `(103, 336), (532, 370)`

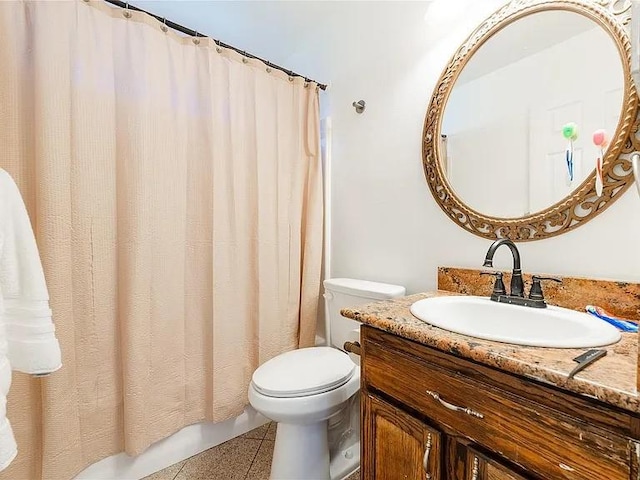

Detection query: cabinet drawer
(363, 339), (631, 480)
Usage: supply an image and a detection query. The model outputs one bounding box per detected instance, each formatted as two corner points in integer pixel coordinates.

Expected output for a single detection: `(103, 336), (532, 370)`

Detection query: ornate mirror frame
(422, 0), (638, 241)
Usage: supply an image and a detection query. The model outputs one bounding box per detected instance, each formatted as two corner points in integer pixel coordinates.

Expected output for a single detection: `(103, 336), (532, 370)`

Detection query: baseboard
(74, 407), (270, 480)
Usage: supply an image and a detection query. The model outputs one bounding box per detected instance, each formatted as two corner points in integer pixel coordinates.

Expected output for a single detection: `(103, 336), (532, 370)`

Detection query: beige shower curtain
(0, 1), (323, 479)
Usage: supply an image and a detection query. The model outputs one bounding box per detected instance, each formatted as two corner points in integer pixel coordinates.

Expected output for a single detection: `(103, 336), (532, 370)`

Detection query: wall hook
(352, 100), (366, 114)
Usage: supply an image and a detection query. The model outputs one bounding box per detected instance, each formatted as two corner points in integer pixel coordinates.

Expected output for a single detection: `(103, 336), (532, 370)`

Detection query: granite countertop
(341, 291), (640, 413)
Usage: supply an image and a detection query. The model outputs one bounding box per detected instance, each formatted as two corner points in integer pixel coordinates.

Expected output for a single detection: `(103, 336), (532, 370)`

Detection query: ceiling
(132, 1), (604, 88)
(134, 1), (402, 65)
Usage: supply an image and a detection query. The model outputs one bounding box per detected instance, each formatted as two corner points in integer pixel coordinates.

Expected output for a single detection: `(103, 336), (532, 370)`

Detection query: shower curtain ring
(193, 31), (200, 45)
(123, 1), (132, 18)
(161, 17), (168, 32)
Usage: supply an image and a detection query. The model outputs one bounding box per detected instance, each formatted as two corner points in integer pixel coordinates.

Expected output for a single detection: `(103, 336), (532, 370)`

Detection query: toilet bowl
(248, 278), (405, 480)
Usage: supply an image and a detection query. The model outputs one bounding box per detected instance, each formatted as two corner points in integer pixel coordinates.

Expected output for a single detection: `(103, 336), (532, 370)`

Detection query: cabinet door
(362, 394), (442, 479)
(466, 449), (529, 480)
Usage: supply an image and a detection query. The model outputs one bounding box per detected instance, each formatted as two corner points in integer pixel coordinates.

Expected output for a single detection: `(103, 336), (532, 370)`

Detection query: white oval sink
(410, 296), (621, 348)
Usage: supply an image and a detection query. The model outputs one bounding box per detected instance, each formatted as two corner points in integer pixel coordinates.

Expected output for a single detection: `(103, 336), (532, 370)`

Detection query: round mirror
(441, 10), (624, 218)
(423, 1), (638, 241)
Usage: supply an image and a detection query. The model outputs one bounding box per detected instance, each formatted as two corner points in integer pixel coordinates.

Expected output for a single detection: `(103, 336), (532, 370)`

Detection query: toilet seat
(251, 347), (355, 398)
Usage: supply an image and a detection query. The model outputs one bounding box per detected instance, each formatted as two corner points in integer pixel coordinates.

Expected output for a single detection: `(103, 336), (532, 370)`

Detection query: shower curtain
(0, 1), (323, 479)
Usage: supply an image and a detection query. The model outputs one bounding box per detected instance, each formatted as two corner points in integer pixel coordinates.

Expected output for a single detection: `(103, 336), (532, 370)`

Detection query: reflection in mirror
(441, 11), (624, 218)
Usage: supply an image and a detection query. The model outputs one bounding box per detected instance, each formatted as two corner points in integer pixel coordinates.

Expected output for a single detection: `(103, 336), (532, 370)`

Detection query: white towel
(0, 418), (17, 472)
(0, 169), (61, 471)
(0, 337), (16, 472)
(4, 301), (61, 374)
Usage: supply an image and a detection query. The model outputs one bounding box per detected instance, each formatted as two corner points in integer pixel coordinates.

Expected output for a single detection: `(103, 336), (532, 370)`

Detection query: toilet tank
(323, 278), (406, 351)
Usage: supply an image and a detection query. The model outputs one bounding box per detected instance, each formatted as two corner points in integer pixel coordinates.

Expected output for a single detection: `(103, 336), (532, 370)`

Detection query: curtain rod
(102, 0), (328, 91)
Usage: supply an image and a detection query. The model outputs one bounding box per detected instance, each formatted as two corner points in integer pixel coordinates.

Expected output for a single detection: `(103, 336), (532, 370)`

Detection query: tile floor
(143, 422), (360, 480)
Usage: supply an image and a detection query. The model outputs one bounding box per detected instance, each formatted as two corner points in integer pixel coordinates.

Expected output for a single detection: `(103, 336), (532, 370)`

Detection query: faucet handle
(531, 275), (562, 283)
(480, 271), (507, 297)
(529, 275), (562, 301)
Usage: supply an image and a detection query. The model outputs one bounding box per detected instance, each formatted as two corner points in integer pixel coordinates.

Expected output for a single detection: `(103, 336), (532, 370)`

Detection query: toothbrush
(595, 155), (603, 197)
(592, 129), (608, 198)
(565, 148), (574, 184)
(585, 305), (638, 333)
(632, 152), (640, 198)
(562, 123), (578, 185)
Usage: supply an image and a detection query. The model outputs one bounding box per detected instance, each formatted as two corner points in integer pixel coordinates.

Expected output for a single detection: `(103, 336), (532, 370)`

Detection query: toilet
(248, 278), (406, 480)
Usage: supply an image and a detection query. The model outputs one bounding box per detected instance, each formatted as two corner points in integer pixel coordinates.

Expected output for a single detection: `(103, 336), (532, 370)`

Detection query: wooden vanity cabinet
(362, 394), (442, 479)
(360, 326), (639, 480)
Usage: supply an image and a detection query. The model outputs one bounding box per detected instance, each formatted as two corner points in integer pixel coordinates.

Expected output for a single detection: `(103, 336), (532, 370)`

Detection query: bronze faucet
(483, 239), (524, 297)
(481, 239), (560, 308)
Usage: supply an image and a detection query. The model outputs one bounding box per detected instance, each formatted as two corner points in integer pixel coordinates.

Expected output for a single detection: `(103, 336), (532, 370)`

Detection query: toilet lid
(251, 347), (356, 398)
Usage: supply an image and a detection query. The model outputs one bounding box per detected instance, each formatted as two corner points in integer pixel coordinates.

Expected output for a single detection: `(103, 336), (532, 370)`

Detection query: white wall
(445, 112), (529, 218)
(282, 0), (640, 294)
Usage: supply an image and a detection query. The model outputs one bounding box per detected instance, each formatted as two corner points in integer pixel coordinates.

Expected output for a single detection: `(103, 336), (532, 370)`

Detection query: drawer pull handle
(422, 433), (432, 478)
(343, 341), (361, 356)
(471, 456), (479, 480)
(425, 390), (484, 419)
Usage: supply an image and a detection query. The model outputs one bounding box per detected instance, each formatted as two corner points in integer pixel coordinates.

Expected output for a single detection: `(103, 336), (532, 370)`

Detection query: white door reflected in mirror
(441, 10), (624, 218)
